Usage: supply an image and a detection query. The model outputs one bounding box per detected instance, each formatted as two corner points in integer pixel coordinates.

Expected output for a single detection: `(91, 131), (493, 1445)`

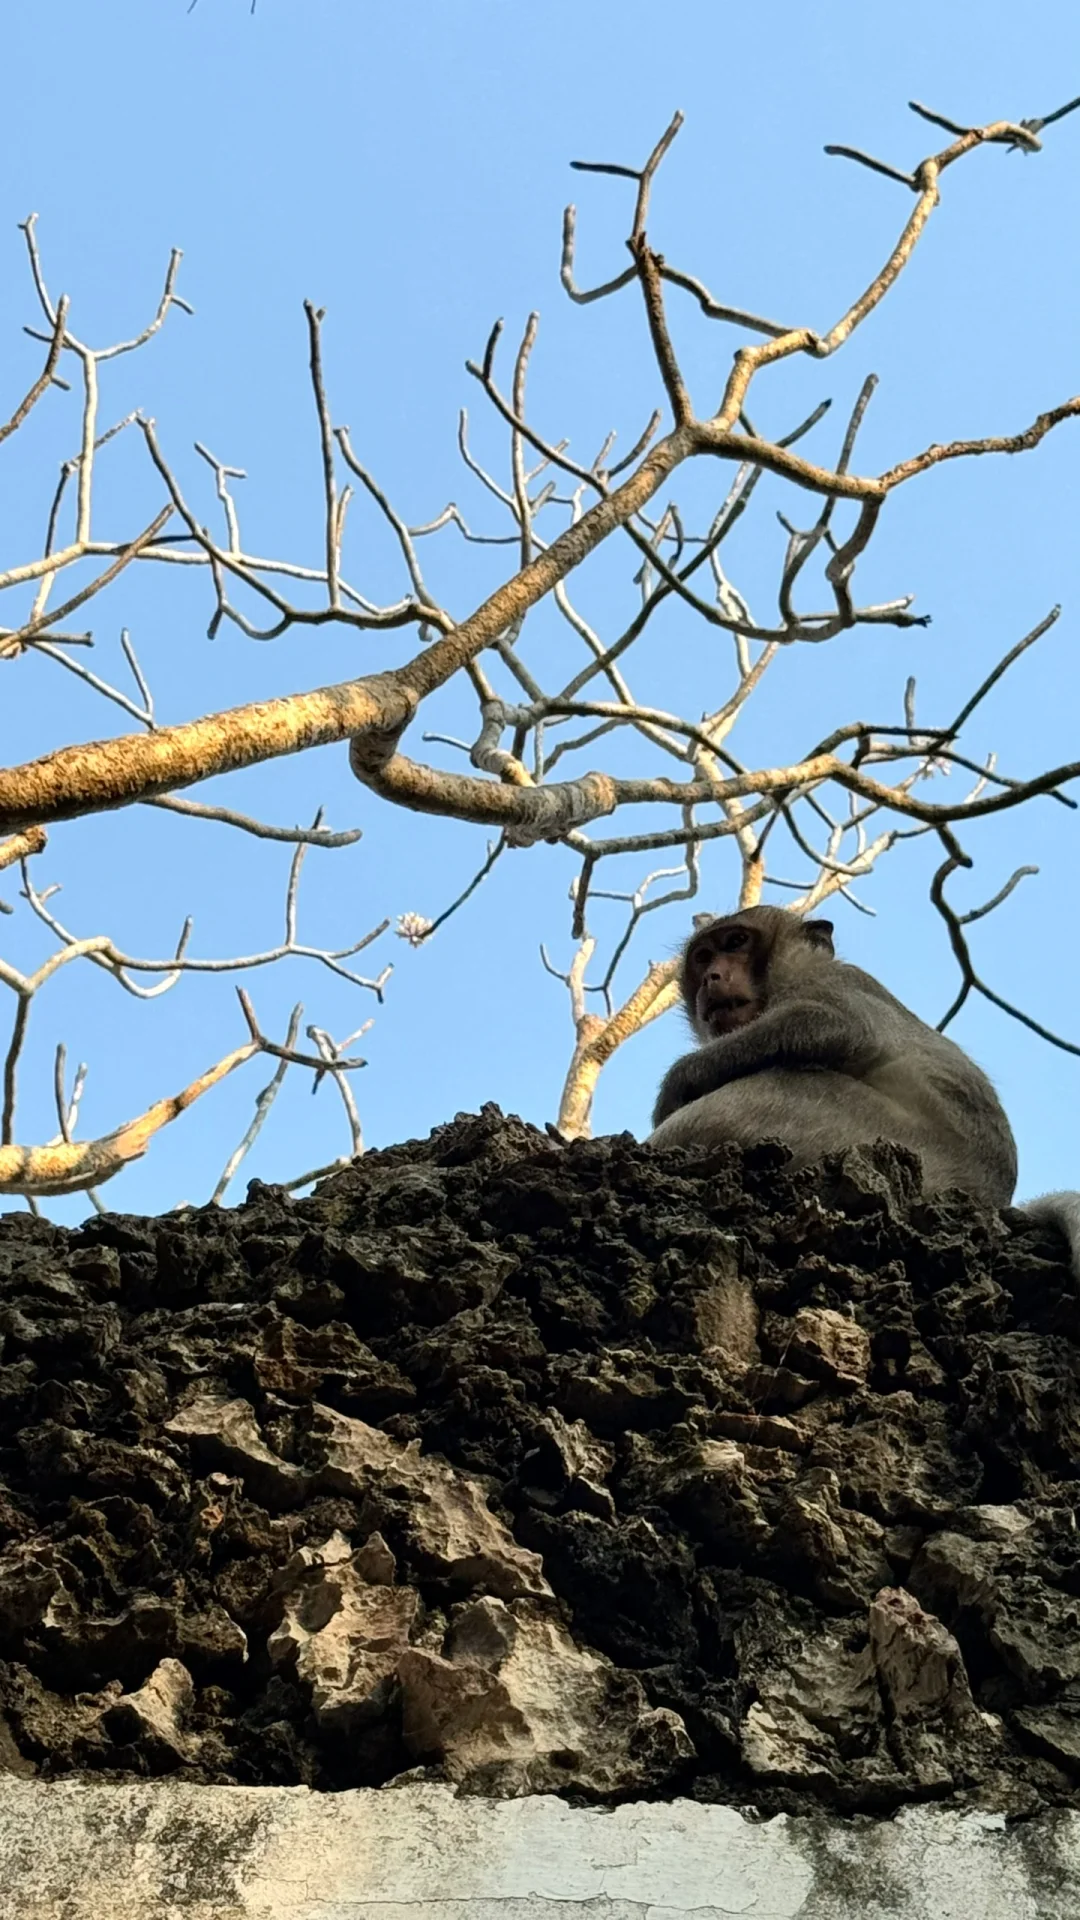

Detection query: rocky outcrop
(0, 1106), (1077, 1814)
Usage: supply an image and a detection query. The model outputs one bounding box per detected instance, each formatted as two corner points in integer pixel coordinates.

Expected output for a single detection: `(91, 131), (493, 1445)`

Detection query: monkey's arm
(652, 991), (885, 1128)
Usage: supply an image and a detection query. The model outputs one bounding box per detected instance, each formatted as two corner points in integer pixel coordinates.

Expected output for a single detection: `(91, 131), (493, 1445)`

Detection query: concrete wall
(2, 1781), (1078, 1918)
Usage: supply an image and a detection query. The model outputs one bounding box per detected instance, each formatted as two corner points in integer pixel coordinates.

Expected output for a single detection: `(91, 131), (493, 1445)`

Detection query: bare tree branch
(0, 295), (68, 444)
(0, 995), (352, 1199)
(2, 98), (1078, 1197)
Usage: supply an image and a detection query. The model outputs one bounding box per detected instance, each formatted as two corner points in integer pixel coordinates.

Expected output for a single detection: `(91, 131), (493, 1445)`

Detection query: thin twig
(304, 302), (340, 608)
(0, 297), (69, 445)
(211, 1002), (303, 1203)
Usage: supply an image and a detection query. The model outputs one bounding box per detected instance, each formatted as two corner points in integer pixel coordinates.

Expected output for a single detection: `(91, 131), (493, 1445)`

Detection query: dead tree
(2, 95), (1080, 1193)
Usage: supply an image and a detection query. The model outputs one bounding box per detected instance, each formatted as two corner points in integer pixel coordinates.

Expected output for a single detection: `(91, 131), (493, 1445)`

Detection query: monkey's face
(684, 921), (763, 1037)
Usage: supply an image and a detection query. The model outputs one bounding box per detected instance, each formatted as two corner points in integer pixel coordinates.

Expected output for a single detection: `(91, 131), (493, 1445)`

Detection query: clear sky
(2, 0), (1079, 1221)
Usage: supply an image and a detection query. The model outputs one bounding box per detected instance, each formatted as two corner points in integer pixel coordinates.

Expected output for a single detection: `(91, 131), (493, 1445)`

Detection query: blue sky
(2, 1), (1079, 1219)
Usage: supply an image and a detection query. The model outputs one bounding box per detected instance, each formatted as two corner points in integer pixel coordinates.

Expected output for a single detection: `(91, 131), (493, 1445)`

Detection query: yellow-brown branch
(0, 1036), (259, 1197)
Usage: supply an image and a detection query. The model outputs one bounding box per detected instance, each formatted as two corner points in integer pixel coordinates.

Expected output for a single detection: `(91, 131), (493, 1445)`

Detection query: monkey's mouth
(702, 996), (756, 1034)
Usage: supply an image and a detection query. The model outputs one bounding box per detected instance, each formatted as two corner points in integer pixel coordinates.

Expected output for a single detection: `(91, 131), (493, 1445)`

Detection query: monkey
(649, 905), (1080, 1274)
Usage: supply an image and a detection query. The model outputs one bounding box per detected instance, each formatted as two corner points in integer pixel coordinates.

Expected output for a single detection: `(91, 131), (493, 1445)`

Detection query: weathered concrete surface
(2, 1780), (1078, 1919)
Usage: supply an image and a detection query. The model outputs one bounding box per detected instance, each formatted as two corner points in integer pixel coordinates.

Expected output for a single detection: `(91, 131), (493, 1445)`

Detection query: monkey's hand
(652, 992), (885, 1130)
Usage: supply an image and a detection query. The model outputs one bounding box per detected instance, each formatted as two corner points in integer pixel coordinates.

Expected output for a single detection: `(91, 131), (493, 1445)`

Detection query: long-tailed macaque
(650, 906), (1080, 1272)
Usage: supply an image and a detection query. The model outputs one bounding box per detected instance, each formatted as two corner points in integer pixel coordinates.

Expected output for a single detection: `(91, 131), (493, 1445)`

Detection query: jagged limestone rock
(0, 1108), (1076, 1815)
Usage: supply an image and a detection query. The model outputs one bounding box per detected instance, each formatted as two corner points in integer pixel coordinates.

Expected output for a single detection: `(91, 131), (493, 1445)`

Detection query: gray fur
(649, 908), (1061, 1240)
(1018, 1191), (1080, 1282)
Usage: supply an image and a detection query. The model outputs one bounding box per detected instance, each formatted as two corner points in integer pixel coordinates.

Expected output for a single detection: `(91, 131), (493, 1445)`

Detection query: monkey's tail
(1019, 1191), (1080, 1283)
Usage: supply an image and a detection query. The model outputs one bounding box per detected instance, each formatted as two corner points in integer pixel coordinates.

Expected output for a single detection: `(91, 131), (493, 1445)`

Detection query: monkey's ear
(803, 919), (835, 954)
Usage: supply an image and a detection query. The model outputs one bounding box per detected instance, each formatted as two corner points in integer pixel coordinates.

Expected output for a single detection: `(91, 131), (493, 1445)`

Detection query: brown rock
(103, 1658), (194, 1767)
(0, 1541), (68, 1633)
(176, 1605), (248, 1676)
(517, 1413), (615, 1521)
(738, 1612), (895, 1799)
(1014, 1699), (1080, 1773)
(268, 1530), (419, 1734)
(809, 1398), (982, 1524)
(741, 1363), (821, 1408)
(165, 1395), (309, 1510)
(777, 1468), (892, 1608)
(710, 1411), (807, 1454)
(786, 1307), (870, 1390)
(0, 1709), (34, 1776)
(398, 1595), (693, 1793)
(313, 1405), (550, 1598)
(914, 1523), (1080, 1693)
(869, 1587), (977, 1722)
(868, 1586), (984, 1790)
(663, 1436), (792, 1557)
(1, 1114), (1078, 1815)
(255, 1319), (415, 1415)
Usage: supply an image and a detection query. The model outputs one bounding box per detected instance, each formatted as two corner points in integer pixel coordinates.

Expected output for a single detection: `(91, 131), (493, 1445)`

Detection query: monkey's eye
(718, 929), (750, 951)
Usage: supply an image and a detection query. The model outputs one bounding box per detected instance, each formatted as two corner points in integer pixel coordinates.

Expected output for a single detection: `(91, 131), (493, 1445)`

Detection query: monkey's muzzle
(701, 996), (757, 1034)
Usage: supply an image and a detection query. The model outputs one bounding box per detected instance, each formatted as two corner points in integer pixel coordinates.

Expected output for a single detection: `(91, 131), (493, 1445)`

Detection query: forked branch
(2, 95), (1078, 1185)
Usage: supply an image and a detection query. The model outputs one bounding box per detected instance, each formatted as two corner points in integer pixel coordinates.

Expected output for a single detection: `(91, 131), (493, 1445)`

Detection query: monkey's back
(648, 1068), (1014, 1207)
